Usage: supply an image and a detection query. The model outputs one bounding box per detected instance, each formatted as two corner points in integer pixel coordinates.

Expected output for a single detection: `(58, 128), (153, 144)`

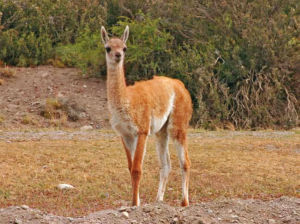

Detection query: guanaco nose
(115, 52), (121, 58)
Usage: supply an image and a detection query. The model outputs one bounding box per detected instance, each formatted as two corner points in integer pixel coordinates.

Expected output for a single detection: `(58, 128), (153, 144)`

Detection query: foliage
(111, 15), (173, 83)
(55, 28), (105, 76)
(0, 0), (106, 66)
(0, 0), (299, 129)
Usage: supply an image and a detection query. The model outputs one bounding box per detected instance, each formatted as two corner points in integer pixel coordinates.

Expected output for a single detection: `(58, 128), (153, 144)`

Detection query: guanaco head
(101, 26), (129, 65)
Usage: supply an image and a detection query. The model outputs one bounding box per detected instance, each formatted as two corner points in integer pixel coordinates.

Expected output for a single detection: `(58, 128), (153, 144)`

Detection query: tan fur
(101, 26), (192, 206)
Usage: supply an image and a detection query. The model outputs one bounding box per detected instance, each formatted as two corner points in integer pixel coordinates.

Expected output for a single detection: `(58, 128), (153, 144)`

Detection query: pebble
(80, 125), (93, 131)
(118, 206), (128, 212)
(67, 217), (74, 221)
(282, 216), (292, 223)
(231, 214), (239, 219)
(57, 184), (74, 190)
(143, 207), (152, 213)
(121, 211), (129, 218)
(268, 219), (276, 224)
(21, 205), (29, 210)
(173, 217), (179, 223)
(14, 219), (22, 224)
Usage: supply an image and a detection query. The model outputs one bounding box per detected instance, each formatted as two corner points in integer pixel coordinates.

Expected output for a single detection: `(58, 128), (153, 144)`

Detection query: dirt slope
(0, 66), (110, 129)
(0, 197), (299, 224)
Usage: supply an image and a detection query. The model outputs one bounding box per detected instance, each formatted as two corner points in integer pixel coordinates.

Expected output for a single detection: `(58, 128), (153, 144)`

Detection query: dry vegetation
(0, 130), (299, 217)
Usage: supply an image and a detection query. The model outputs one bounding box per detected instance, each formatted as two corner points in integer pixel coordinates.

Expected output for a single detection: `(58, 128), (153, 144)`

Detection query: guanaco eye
(105, 47), (111, 53)
(123, 47), (127, 52)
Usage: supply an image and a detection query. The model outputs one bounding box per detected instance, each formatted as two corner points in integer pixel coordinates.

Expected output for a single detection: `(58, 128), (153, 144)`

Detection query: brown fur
(101, 26), (192, 206)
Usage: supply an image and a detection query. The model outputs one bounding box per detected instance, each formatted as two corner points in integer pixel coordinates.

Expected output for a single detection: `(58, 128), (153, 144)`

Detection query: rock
(14, 219), (22, 224)
(173, 217), (179, 223)
(57, 184), (74, 190)
(282, 216), (292, 223)
(231, 214), (239, 219)
(118, 206), (128, 212)
(268, 219), (276, 224)
(41, 72), (49, 78)
(80, 125), (93, 131)
(21, 205), (29, 210)
(67, 217), (74, 221)
(121, 211), (129, 218)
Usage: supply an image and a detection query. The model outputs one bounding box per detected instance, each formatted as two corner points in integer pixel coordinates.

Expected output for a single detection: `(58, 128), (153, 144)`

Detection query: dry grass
(0, 130), (299, 217)
(0, 114), (4, 124)
(0, 67), (15, 78)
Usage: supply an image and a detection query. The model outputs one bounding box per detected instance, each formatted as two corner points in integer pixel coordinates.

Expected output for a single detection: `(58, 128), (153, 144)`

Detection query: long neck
(106, 62), (127, 110)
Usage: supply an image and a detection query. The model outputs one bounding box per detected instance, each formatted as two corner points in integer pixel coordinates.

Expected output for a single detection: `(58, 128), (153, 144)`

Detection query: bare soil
(0, 66), (299, 223)
(0, 66), (110, 129)
(0, 197), (299, 224)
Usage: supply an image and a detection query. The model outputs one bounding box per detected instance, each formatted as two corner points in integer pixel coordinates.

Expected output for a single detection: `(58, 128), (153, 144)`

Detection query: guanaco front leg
(131, 133), (147, 206)
(121, 138), (132, 172)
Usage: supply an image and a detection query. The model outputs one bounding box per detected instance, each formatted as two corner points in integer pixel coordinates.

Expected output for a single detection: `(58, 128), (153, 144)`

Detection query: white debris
(80, 125), (93, 131)
(21, 205), (29, 210)
(57, 184), (74, 190)
(121, 211), (129, 218)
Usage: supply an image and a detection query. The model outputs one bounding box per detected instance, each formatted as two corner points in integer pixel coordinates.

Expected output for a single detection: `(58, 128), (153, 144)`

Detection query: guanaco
(101, 26), (192, 206)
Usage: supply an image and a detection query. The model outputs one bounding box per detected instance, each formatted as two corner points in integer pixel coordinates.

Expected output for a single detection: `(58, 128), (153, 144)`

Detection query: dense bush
(0, 0), (106, 66)
(0, 0), (299, 129)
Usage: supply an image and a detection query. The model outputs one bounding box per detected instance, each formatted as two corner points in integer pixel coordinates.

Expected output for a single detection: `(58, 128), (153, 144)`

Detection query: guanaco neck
(106, 62), (127, 111)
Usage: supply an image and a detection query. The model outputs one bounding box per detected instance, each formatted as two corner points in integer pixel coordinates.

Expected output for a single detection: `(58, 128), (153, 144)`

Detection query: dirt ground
(0, 197), (299, 224)
(0, 66), (299, 223)
(0, 66), (110, 129)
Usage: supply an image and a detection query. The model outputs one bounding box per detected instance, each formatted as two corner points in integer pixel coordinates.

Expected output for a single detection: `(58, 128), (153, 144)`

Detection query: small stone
(121, 211), (129, 218)
(131, 220), (137, 224)
(282, 216), (292, 223)
(268, 219), (276, 224)
(41, 72), (49, 78)
(80, 125), (93, 131)
(21, 205), (29, 210)
(173, 217), (179, 223)
(57, 184), (74, 190)
(118, 206), (127, 212)
(207, 209), (213, 213)
(143, 207), (152, 213)
(83, 85), (87, 88)
(231, 214), (239, 219)
(14, 219), (22, 224)
(67, 217), (74, 221)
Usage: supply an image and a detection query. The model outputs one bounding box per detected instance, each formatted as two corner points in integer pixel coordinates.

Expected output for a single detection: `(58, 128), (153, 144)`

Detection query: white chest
(110, 110), (138, 137)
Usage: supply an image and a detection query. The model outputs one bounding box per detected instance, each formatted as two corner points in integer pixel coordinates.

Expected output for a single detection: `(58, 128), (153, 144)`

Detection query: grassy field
(0, 130), (299, 217)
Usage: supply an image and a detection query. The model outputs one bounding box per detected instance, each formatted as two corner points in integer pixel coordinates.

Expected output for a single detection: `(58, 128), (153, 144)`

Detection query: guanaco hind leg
(172, 130), (191, 206)
(155, 124), (171, 201)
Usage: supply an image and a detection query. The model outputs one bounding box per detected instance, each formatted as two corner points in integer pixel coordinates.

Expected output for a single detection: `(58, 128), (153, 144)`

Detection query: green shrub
(0, 0), (106, 66)
(55, 28), (105, 76)
(0, 0), (298, 129)
(111, 14), (173, 83)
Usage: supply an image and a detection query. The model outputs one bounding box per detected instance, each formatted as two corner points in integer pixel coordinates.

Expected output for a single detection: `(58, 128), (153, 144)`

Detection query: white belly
(150, 93), (175, 134)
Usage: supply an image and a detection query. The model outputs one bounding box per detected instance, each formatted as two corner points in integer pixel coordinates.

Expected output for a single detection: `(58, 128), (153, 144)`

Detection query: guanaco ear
(121, 25), (129, 43)
(101, 26), (109, 45)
